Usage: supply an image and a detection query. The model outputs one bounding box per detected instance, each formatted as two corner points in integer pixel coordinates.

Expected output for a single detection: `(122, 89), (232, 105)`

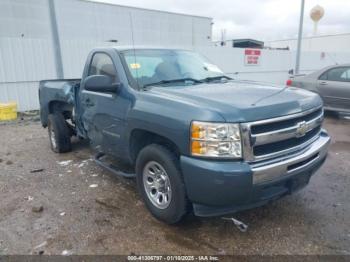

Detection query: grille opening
(287, 153), (319, 171)
(251, 108), (322, 134)
(253, 126), (321, 156)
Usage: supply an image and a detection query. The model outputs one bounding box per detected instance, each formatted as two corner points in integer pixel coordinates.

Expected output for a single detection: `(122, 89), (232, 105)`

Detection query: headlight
(190, 121), (242, 158)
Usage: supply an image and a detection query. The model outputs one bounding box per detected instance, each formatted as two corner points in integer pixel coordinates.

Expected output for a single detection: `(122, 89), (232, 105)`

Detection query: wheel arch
(42, 100), (73, 127)
(129, 128), (181, 164)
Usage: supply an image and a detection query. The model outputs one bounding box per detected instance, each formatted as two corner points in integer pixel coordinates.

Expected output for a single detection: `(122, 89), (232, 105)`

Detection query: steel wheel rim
(143, 161), (172, 209)
(49, 126), (57, 149)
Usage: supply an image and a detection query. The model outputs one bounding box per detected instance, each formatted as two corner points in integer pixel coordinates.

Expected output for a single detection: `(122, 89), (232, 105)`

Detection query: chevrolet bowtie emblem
(296, 121), (308, 137)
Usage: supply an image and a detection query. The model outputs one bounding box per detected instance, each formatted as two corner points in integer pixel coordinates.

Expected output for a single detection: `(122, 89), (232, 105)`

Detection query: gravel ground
(0, 116), (349, 255)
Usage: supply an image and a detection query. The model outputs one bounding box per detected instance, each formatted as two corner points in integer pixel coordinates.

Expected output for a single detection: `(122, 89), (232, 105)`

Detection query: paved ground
(0, 116), (349, 255)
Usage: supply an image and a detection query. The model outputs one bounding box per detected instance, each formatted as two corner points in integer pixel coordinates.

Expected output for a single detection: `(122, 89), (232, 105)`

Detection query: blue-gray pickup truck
(39, 47), (330, 224)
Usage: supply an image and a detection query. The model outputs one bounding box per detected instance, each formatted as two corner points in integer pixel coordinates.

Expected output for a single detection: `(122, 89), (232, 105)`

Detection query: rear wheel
(48, 112), (72, 153)
(136, 144), (189, 224)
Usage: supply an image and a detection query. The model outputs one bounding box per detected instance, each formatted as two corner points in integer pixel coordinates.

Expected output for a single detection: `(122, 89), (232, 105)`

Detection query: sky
(92, 0), (350, 42)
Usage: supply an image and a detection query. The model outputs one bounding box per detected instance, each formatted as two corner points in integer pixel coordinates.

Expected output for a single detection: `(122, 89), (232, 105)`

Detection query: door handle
(84, 98), (95, 107)
(320, 81), (328, 85)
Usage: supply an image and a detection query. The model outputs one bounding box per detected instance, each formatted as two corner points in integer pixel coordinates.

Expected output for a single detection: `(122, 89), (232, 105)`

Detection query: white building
(266, 33), (350, 52)
(0, 0), (212, 111)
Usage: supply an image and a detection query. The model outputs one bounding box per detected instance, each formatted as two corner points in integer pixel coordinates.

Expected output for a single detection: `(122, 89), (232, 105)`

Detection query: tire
(48, 112), (72, 153)
(136, 144), (190, 224)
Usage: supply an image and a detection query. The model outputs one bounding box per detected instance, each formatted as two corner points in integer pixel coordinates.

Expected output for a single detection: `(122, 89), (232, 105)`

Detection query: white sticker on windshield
(204, 63), (223, 73)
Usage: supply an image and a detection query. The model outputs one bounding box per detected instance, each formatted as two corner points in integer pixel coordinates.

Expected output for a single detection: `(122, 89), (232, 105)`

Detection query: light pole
(48, 0), (64, 79)
(295, 0), (305, 75)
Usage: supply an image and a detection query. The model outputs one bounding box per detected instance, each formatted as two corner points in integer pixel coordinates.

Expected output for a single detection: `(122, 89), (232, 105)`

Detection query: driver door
(80, 52), (129, 157)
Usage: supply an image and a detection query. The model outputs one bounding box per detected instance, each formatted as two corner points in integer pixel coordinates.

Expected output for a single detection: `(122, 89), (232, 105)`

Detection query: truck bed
(39, 79), (80, 127)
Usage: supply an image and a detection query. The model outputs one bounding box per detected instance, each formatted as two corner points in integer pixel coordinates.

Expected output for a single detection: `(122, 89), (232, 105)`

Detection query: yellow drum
(0, 102), (17, 121)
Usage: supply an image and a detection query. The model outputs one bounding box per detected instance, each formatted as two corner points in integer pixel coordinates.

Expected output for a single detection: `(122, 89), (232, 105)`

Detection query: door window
(319, 67), (350, 82)
(340, 68), (350, 82)
(88, 53), (118, 82)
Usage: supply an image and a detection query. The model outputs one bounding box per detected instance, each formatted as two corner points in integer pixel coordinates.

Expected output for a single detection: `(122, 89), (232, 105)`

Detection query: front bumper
(180, 131), (330, 217)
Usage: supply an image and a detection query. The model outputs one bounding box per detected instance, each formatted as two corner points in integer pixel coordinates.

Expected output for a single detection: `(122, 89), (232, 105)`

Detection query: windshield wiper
(143, 78), (203, 88)
(201, 75), (232, 82)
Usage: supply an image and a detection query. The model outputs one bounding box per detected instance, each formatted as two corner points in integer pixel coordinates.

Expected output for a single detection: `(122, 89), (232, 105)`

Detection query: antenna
(128, 12), (140, 89)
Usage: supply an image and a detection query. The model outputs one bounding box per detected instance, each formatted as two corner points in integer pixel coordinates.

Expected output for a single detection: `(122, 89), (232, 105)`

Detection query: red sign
(244, 49), (261, 66)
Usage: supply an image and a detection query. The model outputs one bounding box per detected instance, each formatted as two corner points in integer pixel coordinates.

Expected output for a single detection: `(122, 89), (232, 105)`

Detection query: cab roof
(94, 46), (190, 52)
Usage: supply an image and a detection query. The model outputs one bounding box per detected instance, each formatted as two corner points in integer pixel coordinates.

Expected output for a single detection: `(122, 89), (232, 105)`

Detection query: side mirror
(84, 75), (122, 93)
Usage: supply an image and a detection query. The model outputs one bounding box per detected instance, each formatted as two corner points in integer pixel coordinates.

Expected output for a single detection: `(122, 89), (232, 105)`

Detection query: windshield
(120, 49), (226, 88)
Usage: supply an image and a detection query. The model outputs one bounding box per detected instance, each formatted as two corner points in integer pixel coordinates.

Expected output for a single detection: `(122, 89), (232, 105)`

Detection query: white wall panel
(0, 81), (39, 111)
(0, 38), (57, 82)
(54, 0), (212, 47)
(0, 0), (51, 39)
(0, 0), (57, 111)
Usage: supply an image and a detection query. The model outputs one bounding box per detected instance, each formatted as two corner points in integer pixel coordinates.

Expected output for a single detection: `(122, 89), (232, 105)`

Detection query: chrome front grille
(241, 107), (324, 162)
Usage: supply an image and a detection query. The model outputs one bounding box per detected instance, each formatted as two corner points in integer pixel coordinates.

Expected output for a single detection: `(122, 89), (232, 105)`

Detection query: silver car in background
(287, 64), (350, 113)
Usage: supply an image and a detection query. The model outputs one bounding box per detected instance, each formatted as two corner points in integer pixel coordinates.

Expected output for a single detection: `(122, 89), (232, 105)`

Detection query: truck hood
(147, 80), (323, 122)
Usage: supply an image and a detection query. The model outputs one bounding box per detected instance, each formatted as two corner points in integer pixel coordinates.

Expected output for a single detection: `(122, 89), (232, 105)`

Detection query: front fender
(127, 111), (190, 155)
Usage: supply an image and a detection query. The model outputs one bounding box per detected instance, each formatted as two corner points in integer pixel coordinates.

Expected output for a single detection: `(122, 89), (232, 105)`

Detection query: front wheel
(136, 144), (190, 224)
